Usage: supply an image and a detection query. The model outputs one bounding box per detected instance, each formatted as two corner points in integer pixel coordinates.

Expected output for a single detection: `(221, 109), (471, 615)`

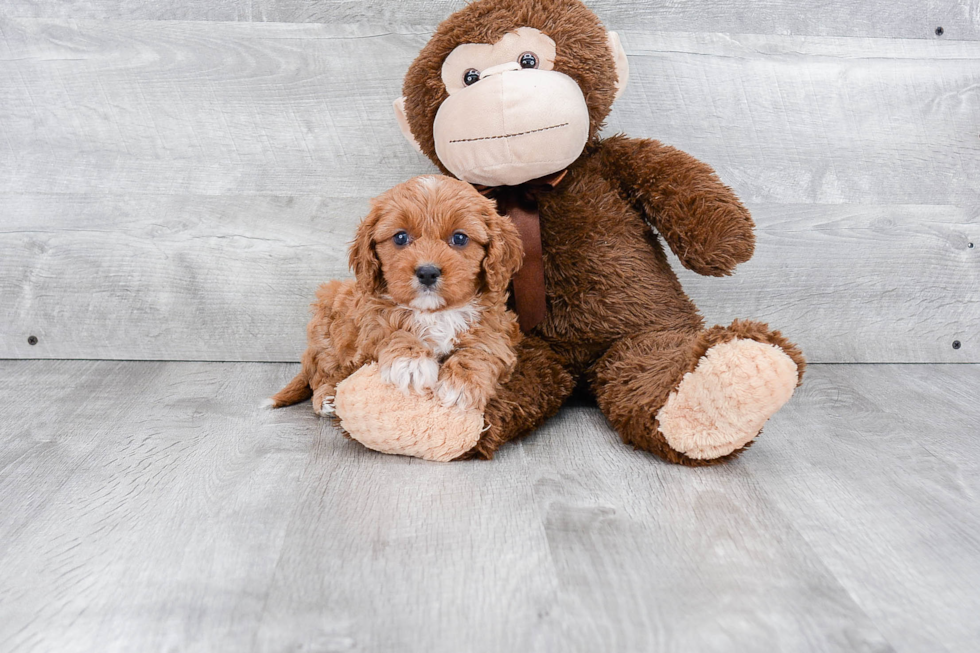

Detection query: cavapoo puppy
(270, 175), (523, 416)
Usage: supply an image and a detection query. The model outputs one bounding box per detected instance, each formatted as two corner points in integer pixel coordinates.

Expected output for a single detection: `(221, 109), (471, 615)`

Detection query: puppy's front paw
(380, 356), (440, 394)
(436, 381), (472, 411)
(436, 359), (492, 412)
(435, 382), (490, 412)
(314, 396), (335, 416)
(312, 387), (336, 417)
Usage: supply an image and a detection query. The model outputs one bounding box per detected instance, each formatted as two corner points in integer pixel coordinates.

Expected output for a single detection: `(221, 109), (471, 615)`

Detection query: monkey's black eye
(451, 232), (469, 247)
(519, 52), (538, 69)
(463, 69), (480, 86)
(393, 231), (410, 247)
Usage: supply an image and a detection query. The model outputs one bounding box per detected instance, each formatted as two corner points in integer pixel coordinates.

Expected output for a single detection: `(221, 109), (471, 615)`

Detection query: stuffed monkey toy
(334, 0), (805, 465)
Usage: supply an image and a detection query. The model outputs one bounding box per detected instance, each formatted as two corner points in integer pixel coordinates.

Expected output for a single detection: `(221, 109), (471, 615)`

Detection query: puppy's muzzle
(415, 264), (442, 288)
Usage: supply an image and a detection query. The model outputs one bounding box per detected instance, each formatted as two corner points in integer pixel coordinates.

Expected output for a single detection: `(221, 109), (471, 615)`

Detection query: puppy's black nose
(415, 264), (442, 287)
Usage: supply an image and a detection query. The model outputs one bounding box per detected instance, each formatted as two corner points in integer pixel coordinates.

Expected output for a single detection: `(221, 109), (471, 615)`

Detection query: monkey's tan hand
(436, 354), (495, 412)
(333, 363), (484, 463)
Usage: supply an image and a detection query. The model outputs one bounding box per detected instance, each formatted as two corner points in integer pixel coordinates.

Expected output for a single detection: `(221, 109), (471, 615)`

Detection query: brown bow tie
(474, 170), (567, 333)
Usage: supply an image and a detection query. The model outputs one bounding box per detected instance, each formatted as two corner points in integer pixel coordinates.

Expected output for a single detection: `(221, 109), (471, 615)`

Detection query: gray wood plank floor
(1, 360), (978, 652)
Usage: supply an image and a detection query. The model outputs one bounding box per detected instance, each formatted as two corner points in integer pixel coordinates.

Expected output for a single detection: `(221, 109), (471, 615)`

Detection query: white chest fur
(412, 302), (481, 357)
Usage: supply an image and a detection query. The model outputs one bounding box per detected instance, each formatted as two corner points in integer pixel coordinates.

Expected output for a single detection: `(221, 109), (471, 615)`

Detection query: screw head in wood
(935, 26), (944, 36)
(27, 335), (38, 346)
(952, 340), (961, 350)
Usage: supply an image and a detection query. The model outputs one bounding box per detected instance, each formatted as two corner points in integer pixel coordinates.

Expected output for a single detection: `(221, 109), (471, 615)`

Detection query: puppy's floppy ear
(481, 204), (525, 295)
(348, 201), (386, 295)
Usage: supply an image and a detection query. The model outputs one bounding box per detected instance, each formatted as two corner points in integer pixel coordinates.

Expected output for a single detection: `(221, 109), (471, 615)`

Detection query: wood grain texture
(0, 20), (426, 197)
(750, 364), (980, 652)
(2, 197), (977, 363)
(679, 204), (980, 364)
(0, 194), (355, 361)
(0, 361), (317, 652)
(521, 363), (980, 652)
(1, 0), (978, 41)
(251, 409), (560, 653)
(521, 407), (894, 653)
(1, 22), (978, 203)
(611, 31), (980, 209)
(1, 20), (978, 363)
(1, 360), (979, 651)
(256, 1), (980, 41)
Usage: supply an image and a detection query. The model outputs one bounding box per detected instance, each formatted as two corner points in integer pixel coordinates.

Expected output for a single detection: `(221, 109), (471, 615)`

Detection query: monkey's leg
(459, 334), (576, 460)
(590, 320), (805, 466)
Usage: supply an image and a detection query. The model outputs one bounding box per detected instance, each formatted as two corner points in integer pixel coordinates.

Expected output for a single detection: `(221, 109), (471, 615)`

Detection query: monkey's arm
(598, 134), (755, 277)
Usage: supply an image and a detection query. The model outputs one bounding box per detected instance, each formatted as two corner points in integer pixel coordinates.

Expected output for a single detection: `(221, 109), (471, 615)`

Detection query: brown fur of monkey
(400, 0), (805, 465)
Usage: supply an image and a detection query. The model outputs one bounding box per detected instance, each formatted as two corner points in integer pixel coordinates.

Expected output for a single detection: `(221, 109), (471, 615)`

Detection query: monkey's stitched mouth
(449, 122), (568, 144)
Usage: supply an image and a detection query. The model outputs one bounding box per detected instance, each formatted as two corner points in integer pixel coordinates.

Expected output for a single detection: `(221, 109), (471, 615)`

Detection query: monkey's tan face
(431, 27), (590, 186)
(396, 26), (629, 187)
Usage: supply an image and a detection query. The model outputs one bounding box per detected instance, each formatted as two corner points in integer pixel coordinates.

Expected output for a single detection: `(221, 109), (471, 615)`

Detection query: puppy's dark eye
(518, 52), (538, 69)
(463, 69), (480, 86)
(393, 231), (410, 247)
(451, 232), (469, 247)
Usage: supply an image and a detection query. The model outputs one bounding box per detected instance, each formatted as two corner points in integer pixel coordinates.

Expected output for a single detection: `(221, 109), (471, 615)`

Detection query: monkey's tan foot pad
(655, 339), (799, 460)
(333, 363), (484, 462)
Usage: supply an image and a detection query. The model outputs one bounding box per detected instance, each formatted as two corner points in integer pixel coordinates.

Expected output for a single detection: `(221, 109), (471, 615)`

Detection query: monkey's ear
(393, 97), (423, 153)
(607, 32), (629, 100)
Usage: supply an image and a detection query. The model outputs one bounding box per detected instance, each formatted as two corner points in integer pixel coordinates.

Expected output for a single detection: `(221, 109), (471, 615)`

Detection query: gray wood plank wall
(2, 1), (978, 40)
(1, 8), (978, 363)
